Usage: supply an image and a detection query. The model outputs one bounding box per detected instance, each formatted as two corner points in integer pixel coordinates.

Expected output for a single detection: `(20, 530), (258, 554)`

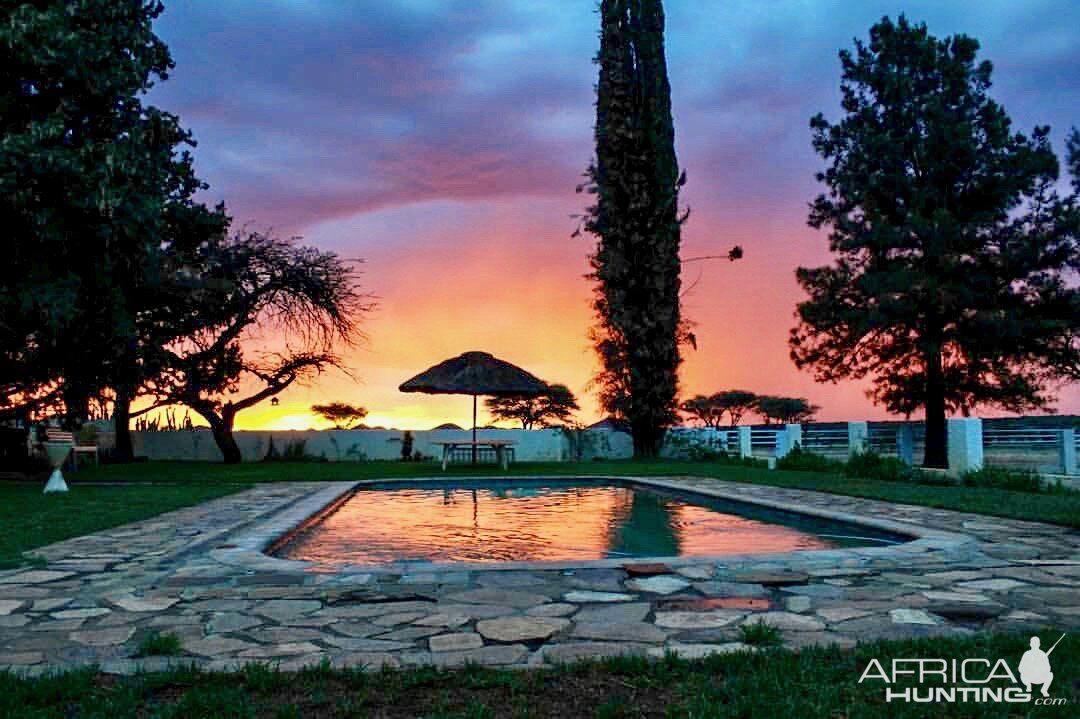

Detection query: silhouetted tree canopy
(0, 0), (224, 444)
(486, 384), (579, 430)
(680, 390), (760, 427)
(791, 16), (1079, 467)
(140, 231), (372, 463)
(679, 395), (722, 428)
(755, 396), (819, 425)
(712, 390), (759, 427)
(312, 402), (368, 430)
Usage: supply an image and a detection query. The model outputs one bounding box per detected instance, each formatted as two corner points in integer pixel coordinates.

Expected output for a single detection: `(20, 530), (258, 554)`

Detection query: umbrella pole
(472, 394), (478, 465)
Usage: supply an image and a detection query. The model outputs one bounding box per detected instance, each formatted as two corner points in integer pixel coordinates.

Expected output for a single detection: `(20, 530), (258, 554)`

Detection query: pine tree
(791, 16), (1079, 467)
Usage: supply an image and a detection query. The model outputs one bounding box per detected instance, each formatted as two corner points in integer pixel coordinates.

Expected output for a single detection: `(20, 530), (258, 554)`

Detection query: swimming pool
(271, 479), (907, 566)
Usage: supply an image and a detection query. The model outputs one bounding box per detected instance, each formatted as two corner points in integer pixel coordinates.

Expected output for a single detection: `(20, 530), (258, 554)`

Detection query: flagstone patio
(2, 477), (1079, 675)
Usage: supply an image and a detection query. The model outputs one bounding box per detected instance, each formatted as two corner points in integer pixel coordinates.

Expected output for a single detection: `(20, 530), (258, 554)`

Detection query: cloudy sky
(147, 0), (1080, 430)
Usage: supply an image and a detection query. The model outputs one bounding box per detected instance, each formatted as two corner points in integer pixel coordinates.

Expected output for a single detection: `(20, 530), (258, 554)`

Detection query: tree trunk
(210, 421), (242, 464)
(923, 346), (948, 468)
(632, 420), (664, 458)
(218, 403), (243, 464)
(113, 389), (134, 462)
(202, 403), (242, 464)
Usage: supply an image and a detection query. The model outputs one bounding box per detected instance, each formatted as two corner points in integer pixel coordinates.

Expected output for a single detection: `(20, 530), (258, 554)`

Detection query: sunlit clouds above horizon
(146, 0), (1080, 430)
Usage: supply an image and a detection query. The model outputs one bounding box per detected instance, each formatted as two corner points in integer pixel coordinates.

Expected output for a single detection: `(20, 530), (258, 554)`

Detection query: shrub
(776, 447), (842, 473)
(401, 431), (414, 461)
(265, 438), (326, 463)
(961, 466), (1046, 493)
(663, 431), (728, 461)
(844, 451), (912, 482)
(911, 470), (956, 487)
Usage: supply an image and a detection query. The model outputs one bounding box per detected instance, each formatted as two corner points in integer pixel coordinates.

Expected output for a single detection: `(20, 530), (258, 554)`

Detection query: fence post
(738, 426), (752, 459)
(847, 421), (868, 457)
(1060, 428), (1077, 476)
(776, 424), (802, 459)
(897, 424), (914, 466)
(947, 418), (983, 477)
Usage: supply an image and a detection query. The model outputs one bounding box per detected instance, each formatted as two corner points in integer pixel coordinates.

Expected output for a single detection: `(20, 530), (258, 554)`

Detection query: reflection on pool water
(272, 480), (906, 565)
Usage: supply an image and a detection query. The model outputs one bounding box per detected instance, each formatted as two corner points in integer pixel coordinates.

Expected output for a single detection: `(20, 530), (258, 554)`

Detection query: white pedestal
(43, 469), (69, 493)
(43, 442), (71, 494)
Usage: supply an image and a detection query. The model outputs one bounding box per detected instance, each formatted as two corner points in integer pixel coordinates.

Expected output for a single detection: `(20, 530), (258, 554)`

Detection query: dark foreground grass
(0, 631), (1075, 718)
(0, 482), (249, 568)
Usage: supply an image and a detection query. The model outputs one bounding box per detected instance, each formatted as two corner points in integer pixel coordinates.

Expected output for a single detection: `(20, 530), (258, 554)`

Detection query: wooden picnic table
(432, 439), (516, 470)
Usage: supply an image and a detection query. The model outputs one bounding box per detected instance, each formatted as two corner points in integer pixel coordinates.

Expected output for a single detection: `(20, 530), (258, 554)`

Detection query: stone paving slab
(1, 477), (1079, 674)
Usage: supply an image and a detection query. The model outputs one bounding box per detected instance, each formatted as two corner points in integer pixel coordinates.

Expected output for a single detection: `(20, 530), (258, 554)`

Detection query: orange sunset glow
(140, 1), (1080, 431)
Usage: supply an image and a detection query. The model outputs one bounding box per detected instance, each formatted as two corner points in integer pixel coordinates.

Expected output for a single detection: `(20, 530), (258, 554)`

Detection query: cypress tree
(581, 0), (684, 457)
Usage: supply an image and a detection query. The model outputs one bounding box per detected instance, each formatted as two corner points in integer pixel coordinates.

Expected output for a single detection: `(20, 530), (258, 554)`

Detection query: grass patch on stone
(134, 632), (185, 658)
(0, 631), (1075, 717)
(737, 619), (784, 647)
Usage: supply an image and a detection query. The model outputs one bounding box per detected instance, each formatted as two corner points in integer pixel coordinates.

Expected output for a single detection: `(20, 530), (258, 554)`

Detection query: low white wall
(131, 427), (636, 463)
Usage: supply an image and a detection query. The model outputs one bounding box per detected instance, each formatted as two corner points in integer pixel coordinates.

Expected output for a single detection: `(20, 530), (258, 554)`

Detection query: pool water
(272, 479), (906, 565)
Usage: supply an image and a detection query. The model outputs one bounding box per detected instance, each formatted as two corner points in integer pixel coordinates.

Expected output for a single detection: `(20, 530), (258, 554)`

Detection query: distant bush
(776, 447), (842, 473)
(844, 451), (912, 482)
(401, 431), (414, 461)
(263, 437), (325, 463)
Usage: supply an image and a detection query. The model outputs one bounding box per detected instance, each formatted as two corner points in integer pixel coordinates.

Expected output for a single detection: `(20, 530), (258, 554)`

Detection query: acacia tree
(680, 390), (758, 427)
(141, 232), (371, 463)
(312, 402), (368, 430)
(679, 395), (722, 428)
(486, 384), (579, 430)
(756, 397), (819, 425)
(712, 390), (759, 426)
(791, 16), (1079, 467)
(581, 0), (684, 457)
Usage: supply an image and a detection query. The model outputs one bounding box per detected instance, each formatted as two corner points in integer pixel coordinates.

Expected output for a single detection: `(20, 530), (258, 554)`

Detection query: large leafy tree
(791, 16), (1079, 467)
(0, 0), (225, 439)
(581, 0), (684, 457)
(485, 384), (579, 430)
(140, 231), (370, 463)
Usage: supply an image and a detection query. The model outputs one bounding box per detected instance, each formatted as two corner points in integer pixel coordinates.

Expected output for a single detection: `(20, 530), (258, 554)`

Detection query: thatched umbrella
(399, 351), (548, 463)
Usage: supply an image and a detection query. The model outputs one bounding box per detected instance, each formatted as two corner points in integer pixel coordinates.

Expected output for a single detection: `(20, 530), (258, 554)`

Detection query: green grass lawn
(3, 457), (1078, 568)
(0, 482), (249, 569)
(1, 631), (1075, 718)
(69, 457), (1080, 525)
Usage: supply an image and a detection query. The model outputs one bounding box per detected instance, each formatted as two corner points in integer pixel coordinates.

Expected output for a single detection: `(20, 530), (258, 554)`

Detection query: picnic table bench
(432, 439), (516, 470)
